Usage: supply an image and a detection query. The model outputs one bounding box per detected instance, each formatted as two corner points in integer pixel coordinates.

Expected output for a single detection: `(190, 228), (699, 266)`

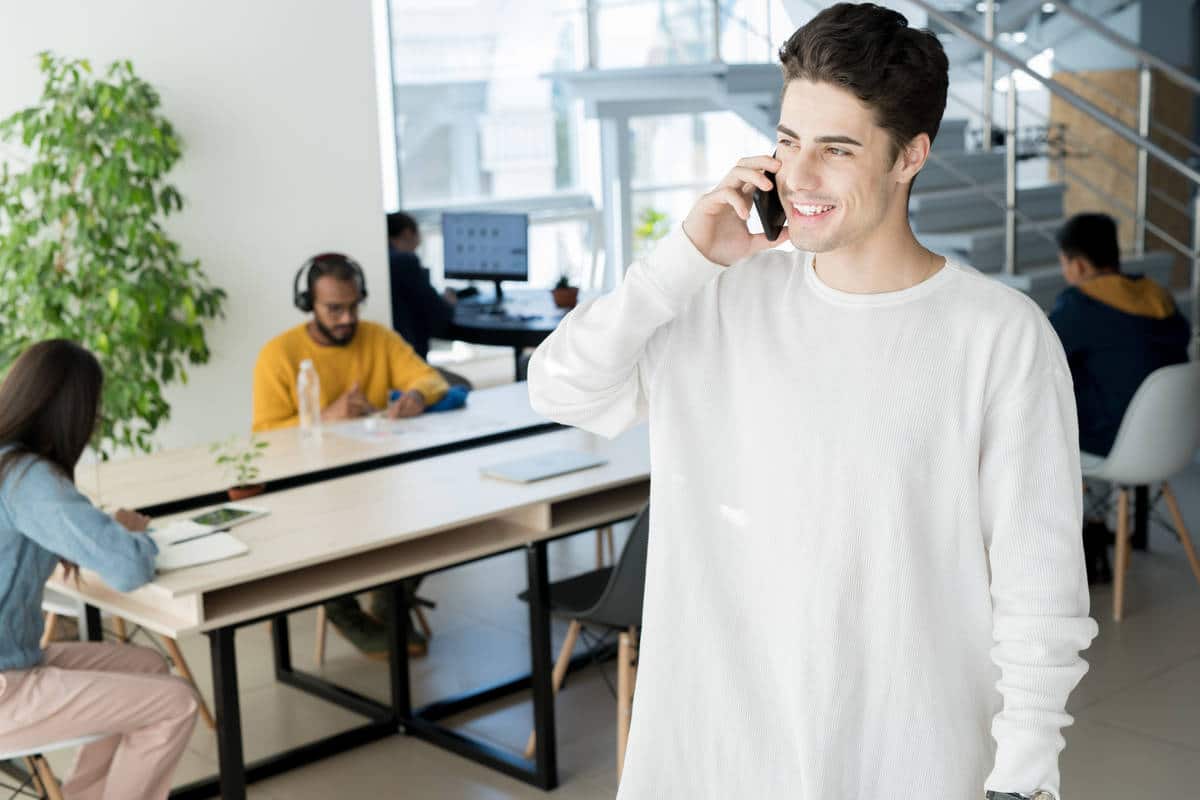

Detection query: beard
(316, 318), (356, 346)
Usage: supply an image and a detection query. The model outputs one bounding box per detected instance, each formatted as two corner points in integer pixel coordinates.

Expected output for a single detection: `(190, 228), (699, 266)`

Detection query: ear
(894, 133), (932, 185)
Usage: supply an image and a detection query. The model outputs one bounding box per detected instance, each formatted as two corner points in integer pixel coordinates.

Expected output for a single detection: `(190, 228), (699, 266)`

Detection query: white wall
(0, 0), (389, 453)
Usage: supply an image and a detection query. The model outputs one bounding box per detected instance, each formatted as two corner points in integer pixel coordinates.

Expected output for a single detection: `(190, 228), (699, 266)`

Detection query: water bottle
(297, 359), (322, 440)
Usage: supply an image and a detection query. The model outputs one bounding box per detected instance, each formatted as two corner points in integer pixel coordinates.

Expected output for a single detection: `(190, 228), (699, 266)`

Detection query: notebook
(481, 450), (608, 483)
(150, 520), (250, 572)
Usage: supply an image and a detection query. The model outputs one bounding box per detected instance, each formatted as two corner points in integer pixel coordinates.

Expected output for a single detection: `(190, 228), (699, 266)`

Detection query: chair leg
(1114, 488), (1130, 622)
(162, 637), (216, 730)
(31, 755), (64, 800)
(314, 605), (328, 666)
(605, 527), (616, 564)
(1161, 483), (1200, 587)
(413, 606), (433, 640)
(39, 612), (58, 649)
(617, 626), (637, 781)
(113, 616), (128, 643)
(22, 756), (45, 796)
(523, 619), (581, 759)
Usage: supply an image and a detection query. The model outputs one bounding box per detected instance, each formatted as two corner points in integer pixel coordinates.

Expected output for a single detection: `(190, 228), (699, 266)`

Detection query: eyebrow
(776, 124), (863, 148)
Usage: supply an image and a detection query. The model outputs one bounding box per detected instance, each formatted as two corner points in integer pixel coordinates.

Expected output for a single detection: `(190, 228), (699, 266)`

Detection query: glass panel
(593, 0), (715, 68)
(386, 0), (587, 207)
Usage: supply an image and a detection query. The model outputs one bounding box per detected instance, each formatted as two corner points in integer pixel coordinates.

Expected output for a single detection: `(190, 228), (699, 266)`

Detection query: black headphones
(293, 252), (368, 312)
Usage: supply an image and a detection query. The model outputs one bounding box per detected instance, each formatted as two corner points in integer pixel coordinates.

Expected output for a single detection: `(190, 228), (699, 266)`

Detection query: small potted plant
(552, 273), (579, 309)
(210, 435), (269, 500)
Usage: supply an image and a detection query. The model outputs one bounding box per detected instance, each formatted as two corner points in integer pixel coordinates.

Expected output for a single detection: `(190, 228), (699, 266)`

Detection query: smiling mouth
(791, 203), (836, 218)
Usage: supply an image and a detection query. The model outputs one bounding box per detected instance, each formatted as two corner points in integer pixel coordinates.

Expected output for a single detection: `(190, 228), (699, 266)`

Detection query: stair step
(915, 151), (1006, 192)
(921, 218), (1063, 271)
(911, 183), (1065, 234)
(932, 118), (968, 153)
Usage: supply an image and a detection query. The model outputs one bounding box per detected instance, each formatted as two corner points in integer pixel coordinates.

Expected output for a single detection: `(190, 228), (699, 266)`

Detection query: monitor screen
(442, 212), (529, 282)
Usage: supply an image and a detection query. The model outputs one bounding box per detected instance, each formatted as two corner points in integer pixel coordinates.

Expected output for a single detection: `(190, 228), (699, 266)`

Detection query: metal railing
(908, 0), (1200, 345)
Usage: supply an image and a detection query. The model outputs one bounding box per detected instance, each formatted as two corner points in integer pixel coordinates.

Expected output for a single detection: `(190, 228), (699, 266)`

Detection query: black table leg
(514, 347), (526, 382)
(271, 614), (292, 679)
(80, 603), (103, 642)
(1133, 485), (1150, 551)
(208, 626), (246, 800)
(524, 541), (558, 789)
(385, 582), (412, 721)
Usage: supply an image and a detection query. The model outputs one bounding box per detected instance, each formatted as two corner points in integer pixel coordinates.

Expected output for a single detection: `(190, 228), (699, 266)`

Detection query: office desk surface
(52, 425), (650, 638)
(76, 382), (550, 513)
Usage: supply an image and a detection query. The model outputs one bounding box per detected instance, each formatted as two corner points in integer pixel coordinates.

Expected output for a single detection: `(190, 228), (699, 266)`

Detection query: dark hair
(1056, 213), (1121, 272)
(0, 340), (105, 581)
(307, 252), (365, 296)
(778, 2), (949, 162)
(387, 211), (418, 240)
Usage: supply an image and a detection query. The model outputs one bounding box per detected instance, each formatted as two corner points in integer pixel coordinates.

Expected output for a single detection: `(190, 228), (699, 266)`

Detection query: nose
(778, 147), (822, 197)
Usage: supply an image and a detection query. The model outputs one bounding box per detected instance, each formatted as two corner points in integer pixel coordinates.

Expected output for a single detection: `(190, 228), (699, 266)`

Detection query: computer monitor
(442, 212), (529, 302)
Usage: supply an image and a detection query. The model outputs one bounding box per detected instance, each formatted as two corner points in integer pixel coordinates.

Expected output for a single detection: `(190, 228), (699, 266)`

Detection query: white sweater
(527, 229), (1099, 799)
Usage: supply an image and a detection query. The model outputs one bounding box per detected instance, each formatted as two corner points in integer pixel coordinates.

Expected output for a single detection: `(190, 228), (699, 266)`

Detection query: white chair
(0, 734), (104, 800)
(1081, 362), (1200, 621)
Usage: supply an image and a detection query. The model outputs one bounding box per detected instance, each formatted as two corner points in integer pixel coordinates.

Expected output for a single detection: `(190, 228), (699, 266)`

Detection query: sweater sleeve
(252, 340), (299, 432)
(384, 329), (449, 406)
(1, 458), (158, 592)
(526, 227), (724, 438)
(980, 361), (1099, 797)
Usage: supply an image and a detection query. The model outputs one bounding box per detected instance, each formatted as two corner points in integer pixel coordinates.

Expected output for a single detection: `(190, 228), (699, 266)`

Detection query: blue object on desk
(390, 384), (469, 413)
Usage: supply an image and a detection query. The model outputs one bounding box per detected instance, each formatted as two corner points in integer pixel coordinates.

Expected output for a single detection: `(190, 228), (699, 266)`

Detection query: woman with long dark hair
(0, 340), (198, 799)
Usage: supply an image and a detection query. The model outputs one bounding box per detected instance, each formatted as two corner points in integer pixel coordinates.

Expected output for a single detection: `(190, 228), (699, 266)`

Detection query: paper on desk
(151, 521), (249, 572)
(325, 413), (506, 444)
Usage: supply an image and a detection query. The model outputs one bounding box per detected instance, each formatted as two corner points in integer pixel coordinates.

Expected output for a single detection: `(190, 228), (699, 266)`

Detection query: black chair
(518, 503), (649, 776)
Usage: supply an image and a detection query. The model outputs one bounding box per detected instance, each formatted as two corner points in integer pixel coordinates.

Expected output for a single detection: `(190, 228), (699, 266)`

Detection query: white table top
(77, 382), (550, 513)
(53, 425), (651, 637)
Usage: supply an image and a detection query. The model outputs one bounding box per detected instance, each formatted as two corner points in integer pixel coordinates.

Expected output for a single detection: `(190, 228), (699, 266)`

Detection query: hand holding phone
(680, 153), (786, 267)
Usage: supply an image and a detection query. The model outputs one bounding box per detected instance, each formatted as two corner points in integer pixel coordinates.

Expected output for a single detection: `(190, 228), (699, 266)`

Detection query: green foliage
(554, 273), (573, 289)
(634, 207), (671, 244)
(210, 435), (268, 488)
(0, 52), (226, 455)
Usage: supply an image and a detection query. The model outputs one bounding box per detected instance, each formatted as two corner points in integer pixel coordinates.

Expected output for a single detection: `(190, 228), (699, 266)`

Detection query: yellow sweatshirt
(252, 321), (449, 432)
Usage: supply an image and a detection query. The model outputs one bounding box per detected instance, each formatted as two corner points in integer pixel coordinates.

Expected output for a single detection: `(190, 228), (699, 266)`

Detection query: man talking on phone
(527, 4), (1096, 799)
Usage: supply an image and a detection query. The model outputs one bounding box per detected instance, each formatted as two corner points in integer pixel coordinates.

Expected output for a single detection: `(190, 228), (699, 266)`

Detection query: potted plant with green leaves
(0, 52), (226, 456)
(210, 435), (269, 500)
(552, 272), (579, 309)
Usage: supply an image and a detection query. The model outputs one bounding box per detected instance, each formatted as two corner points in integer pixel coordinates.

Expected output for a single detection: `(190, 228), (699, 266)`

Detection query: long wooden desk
(77, 382), (557, 516)
(52, 425), (651, 799)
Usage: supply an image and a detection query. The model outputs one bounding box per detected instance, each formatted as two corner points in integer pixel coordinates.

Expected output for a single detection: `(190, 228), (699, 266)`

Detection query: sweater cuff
(985, 730), (1062, 799)
(634, 226), (726, 315)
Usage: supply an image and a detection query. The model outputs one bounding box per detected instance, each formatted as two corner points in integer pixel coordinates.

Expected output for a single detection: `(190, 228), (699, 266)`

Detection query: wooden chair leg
(162, 637), (216, 730)
(314, 605), (328, 666)
(22, 756), (45, 796)
(113, 616), (128, 643)
(413, 606), (433, 640)
(1161, 483), (1200, 587)
(523, 620), (581, 759)
(32, 755), (65, 800)
(39, 612), (58, 649)
(616, 627), (637, 781)
(1114, 488), (1130, 621)
(605, 527), (616, 564)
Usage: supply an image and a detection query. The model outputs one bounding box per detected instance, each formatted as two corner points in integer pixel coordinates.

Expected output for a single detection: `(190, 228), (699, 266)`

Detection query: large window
(375, 0), (792, 287)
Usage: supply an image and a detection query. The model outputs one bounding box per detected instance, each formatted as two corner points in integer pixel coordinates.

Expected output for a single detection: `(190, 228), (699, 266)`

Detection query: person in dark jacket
(1049, 212), (1190, 583)
(387, 211), (456, 361)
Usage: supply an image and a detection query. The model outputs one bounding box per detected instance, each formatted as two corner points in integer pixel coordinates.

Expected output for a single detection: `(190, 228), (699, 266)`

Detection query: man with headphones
(252, 252), (449, 656)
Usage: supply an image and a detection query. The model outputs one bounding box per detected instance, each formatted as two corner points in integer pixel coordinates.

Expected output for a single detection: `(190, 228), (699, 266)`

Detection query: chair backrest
(1093, 361), (1200, 485)
(581, 503), (649, 629)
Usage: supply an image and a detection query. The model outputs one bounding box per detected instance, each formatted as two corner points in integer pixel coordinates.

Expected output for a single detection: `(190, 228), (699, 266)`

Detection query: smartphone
(752, 150), (786, 241)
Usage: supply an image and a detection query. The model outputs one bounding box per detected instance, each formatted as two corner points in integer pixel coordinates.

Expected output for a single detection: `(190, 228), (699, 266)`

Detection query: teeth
(794, 204), (834, 216)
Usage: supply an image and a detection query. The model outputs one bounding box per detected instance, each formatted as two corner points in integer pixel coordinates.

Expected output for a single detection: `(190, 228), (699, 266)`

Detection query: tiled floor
(43, 461), (1200, 799)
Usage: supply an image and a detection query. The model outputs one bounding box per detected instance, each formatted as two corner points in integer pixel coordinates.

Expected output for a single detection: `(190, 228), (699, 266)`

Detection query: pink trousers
(0, 642), (199, 800)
